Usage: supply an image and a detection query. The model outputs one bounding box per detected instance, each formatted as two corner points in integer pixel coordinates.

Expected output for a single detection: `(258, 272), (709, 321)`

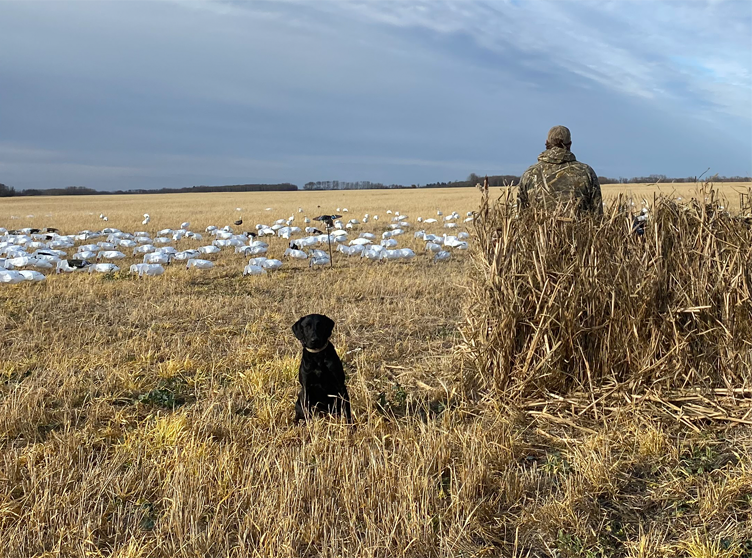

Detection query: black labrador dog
(292, 314), (352, 422)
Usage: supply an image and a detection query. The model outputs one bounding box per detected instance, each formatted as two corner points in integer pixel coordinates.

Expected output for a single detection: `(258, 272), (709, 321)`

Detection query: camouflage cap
(546, 125), (572, 148)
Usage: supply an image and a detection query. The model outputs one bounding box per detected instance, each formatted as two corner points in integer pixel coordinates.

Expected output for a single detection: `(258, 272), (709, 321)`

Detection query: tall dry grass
(1, 187), (751, 557)
(465, 187), (752, 397)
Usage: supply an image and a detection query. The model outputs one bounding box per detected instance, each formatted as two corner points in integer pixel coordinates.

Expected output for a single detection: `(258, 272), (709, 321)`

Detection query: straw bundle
(464, 188), (752, 398)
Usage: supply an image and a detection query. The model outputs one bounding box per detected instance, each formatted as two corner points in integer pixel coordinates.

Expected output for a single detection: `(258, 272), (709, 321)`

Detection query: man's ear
(292, 316), (306, 342)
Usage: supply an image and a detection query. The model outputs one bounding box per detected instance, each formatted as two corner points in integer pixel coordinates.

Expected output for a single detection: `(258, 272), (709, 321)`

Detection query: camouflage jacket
(518, 148), (603, 214)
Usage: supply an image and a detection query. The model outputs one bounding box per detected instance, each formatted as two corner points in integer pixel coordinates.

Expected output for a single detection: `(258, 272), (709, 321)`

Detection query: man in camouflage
(518, 126), (603, 215)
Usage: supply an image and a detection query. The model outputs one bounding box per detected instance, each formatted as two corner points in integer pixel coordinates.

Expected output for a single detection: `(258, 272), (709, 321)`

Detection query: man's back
(518, 128), (603, 215)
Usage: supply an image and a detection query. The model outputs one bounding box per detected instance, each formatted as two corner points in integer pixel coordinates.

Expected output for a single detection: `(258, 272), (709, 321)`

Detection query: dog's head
(292, 314), (335, 351)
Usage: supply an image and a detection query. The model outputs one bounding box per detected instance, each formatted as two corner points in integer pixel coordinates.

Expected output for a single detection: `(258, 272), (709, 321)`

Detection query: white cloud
(248, 0), (751, 118)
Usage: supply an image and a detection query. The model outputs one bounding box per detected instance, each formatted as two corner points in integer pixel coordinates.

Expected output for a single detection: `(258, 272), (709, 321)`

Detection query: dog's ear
(292, 316), (306, 342)
(317, 315), (335, 340)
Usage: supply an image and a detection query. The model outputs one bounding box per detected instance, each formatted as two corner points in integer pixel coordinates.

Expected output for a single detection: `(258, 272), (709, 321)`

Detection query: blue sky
(0, 0), (750, 190)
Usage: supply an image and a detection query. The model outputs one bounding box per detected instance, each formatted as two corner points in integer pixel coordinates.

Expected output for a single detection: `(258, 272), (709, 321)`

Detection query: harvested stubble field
(1, 184), (751, 558)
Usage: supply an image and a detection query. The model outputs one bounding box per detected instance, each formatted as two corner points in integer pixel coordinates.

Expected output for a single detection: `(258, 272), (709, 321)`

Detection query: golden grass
(466, 187), (752, 397)
(1, 186), (751, 557)
(599, 182), (751, 212)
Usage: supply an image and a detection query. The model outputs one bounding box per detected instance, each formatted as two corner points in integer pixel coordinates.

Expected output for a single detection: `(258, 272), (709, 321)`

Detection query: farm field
(1, 184), (751, 557)
(2, 182), (751, 232)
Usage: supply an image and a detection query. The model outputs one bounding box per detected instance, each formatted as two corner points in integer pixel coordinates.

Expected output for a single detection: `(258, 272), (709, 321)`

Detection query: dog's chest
(301, 353), (339, 384)
(308, 364), (327, 379)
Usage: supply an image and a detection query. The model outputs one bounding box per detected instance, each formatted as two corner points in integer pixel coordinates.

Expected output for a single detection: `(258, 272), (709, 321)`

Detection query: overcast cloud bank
(0, 0), (750, 190)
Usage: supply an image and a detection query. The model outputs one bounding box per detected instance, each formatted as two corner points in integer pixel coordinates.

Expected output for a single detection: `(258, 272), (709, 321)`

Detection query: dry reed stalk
(465, 186), (752, 401)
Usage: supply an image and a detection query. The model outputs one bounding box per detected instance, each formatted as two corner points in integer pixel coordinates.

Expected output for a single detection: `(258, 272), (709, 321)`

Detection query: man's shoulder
(562, 160), (598, 181)
(522, 159), (555, 177)
(521, 162), (540, 177)
(520, 154), (598, 187)
(566, 159), (594, 171)
(519, 162), (543, 187)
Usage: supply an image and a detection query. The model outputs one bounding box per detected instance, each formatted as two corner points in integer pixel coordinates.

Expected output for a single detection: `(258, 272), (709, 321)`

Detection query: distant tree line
(303, 173), (750, 191)
(2, 174), (749, 197)
(427, 173), (752, 189)
(595, 174), (752, 184)
(0, 183), (297, 197)
(0, 183), (17, 197)
(303, 180), (407, 190)
(424, 174), (523, 188)
(120, 183), (298, 194)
